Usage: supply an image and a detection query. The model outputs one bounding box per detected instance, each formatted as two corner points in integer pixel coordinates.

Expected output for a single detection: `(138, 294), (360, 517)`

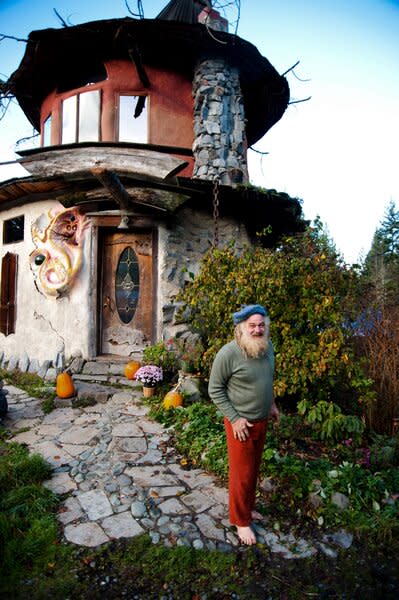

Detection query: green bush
(142, 341), (179, 381)
(148, 400), (228, 477)
(297, 399), (365, 443)
(177, 226), (374, 415)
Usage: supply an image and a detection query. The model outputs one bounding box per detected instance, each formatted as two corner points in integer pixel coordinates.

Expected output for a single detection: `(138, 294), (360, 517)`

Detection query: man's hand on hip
(232, 417), (254, 441)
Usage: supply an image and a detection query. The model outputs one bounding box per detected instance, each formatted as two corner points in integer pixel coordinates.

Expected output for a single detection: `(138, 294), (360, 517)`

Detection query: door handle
(103, 295), (114, 312)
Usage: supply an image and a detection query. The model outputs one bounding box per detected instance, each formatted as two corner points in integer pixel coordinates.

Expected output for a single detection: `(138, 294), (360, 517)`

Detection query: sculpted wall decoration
(30, 208), (89, 298)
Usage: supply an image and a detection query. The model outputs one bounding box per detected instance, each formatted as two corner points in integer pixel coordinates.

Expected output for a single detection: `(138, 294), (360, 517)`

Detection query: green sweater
(208, 340), (275, 424)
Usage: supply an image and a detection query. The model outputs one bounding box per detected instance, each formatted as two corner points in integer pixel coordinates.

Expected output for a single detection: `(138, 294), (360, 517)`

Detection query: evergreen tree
(363, 200), (399, 307)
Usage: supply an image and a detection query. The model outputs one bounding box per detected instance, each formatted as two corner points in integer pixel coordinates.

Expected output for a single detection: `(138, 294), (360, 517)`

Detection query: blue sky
(1, 0), (398, 263)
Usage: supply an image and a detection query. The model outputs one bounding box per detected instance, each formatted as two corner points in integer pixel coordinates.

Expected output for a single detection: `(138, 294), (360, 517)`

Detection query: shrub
(297, 399), (365, 444)
(177, 226), (373, 414)
(354, 306), (399, 435)
(167, 336), (204, 374)
(142, 341), (179, 381)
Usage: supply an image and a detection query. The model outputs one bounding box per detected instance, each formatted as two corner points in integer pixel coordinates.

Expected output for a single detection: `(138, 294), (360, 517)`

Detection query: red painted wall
(40, 59), (194, 176)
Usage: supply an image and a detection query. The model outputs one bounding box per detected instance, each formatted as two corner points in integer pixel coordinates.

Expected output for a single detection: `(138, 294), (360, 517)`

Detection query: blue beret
(233, 304), (268, 325)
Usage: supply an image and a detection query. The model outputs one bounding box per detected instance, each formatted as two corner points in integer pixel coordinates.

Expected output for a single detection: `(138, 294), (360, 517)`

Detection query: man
(208, 304), (279, 545)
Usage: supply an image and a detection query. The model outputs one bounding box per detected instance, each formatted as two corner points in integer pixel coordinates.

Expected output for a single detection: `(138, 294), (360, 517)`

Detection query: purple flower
(134, 365), (163, 386)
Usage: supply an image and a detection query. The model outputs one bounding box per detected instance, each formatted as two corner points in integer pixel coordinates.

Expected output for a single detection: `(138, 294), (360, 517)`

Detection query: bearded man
(208, 304), (279, 545)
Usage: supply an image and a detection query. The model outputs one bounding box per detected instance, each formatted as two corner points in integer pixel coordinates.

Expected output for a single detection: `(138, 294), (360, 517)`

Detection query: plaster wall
(1, 202), (250, 374)
(0, 200), (93, 368)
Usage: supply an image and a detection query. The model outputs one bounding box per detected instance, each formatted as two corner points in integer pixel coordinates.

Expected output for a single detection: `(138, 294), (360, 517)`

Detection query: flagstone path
(2, 381), (352, 558)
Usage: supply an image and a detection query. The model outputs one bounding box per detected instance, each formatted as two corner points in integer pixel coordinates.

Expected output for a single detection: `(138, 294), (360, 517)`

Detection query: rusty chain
(212, 179), (220, 248)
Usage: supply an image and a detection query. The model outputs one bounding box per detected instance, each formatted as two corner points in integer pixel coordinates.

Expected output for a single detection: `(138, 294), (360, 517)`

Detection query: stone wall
(192, 58), (249, 186)
(158, 206), (250, 340)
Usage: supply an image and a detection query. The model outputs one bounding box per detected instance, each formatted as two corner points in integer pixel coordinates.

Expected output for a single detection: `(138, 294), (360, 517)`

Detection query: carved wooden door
(100, 231), (153, 356)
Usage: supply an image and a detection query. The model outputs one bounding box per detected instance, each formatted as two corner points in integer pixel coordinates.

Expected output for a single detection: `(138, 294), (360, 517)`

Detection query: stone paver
(32, 441), (74, 468)
(77, 489), (114, 520)
(58, 425), (98, 444)
(57, 497), (84, 524)
(102, 512), (144, 539)
(43, 472), (77, 495)
(158, 498), (191, 515)
(181, 490), (214, 513)
(1, 377), (350, 558)
(64, 522), (110, 546)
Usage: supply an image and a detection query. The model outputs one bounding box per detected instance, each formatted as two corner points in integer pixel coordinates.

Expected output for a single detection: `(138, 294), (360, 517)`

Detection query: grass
(0, 440), (72, 595)
(0, 368), (56, 414)
(7, 532), (399, 599)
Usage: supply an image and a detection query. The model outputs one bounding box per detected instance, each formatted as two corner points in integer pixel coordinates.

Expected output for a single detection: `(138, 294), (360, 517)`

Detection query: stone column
(192, 58), (249, 186)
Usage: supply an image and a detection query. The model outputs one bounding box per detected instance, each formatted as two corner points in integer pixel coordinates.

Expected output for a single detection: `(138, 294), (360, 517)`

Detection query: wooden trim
(151, 227), (159, 344)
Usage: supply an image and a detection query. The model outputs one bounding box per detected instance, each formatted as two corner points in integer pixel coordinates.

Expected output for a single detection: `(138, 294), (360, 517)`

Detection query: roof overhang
(8, 17), (290, 146)
(0, 144), (305, 245)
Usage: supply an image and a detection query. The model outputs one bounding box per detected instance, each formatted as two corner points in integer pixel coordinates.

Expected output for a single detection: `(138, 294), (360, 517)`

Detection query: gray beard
(235, 328), (269, 359)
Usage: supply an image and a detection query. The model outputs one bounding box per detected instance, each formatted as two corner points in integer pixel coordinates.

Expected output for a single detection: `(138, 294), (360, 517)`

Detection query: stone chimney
(192, 57), (249, 186)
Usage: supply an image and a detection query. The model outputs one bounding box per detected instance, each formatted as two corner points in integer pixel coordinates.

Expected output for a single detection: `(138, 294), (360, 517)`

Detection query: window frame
(2, 215), (25, 245)
(61, 89), (101, 144)
(117, 93), (148, 143)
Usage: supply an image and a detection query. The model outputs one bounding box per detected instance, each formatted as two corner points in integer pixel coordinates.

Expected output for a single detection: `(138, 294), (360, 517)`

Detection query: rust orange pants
(224, 417), (268, 527)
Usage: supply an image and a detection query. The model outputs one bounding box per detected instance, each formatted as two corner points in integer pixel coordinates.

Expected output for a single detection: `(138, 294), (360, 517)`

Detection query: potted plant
(134, 365), (163, 397)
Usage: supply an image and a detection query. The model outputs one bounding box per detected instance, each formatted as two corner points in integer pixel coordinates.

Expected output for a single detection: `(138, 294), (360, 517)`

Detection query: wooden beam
(18, 146), (189, 179)
(91, 168), (131, 210)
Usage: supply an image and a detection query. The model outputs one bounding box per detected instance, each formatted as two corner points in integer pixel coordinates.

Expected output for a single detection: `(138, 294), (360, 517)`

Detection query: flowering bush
(134, 365), (163, 387)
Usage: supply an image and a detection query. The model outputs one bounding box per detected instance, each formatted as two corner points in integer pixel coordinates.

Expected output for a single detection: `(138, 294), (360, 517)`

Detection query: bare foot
(236, 525), (257, 545)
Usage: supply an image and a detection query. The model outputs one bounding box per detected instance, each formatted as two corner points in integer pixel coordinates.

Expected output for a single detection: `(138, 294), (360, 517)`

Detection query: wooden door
(100, 231), (153, 356)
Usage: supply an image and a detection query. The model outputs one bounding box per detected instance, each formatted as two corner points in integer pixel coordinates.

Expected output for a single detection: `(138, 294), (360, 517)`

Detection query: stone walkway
(2, 379), (352, 558)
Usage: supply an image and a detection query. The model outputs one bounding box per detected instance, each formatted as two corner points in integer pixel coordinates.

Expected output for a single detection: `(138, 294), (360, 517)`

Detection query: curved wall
(39, 60), (195, 176)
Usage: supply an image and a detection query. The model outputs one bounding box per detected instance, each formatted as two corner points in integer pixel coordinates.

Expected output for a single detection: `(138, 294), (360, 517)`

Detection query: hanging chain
(212, 179), (220, 248)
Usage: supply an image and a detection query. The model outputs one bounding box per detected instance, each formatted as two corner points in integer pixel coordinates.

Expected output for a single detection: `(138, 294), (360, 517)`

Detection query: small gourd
(162, 386), (183, 410)
(124, 360), (141, 380)
(56, 371), (75, 398)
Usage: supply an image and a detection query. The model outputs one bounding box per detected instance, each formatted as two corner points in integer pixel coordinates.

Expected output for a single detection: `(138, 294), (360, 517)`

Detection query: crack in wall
(33, 310), (65, 347)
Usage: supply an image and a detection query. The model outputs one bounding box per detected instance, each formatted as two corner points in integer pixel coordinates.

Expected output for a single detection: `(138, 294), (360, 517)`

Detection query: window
(0, 252), (18, 336)
(43, 115), (52, 146)
(3, 216), (24, 244)
(115, 247), (140, 324)
(62, 90), (100, 144)
(118, 95), (148, 143)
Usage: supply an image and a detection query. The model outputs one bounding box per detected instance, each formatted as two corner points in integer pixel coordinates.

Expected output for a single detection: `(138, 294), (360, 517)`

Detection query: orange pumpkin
(124, 360), (141, 380)
(162, 389), (183, 410)
(56, 371), (75, 398)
